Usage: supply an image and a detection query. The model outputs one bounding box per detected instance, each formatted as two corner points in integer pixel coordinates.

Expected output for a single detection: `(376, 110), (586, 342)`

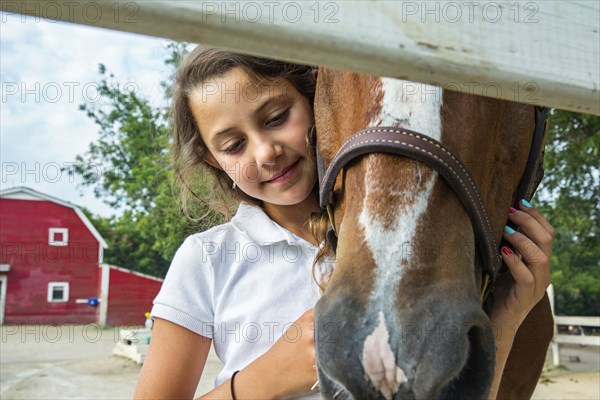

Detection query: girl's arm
(487, 201), (554, 399)
(198, 308), (318, 400)
(134, 317), (211, 399)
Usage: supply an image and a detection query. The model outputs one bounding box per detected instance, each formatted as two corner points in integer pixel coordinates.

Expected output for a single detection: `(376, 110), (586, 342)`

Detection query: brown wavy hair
(170, 45), (333, 291)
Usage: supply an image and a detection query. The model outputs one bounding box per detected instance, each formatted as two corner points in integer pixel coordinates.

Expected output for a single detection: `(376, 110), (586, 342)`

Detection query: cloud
(1, 12), (172, 217)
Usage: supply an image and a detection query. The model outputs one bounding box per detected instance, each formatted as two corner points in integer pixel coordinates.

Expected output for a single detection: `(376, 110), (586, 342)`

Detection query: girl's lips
(265, 159), (300, 184)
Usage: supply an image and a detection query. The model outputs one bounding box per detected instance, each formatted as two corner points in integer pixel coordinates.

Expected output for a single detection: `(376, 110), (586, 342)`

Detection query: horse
(312, 68), (554, 399)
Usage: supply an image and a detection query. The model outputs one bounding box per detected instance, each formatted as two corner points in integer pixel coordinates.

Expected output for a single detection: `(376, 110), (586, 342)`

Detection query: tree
(537, 109), (600, 316)
(69, 43), (223, 278)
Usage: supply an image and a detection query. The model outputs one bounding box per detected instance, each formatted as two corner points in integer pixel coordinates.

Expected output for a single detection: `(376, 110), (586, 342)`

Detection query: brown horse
(313, 69), (553, 399)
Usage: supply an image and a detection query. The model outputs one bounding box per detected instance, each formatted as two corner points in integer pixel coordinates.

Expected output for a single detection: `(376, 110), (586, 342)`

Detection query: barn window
(49, 228), (68, 246)
(47, 282), (69, 302)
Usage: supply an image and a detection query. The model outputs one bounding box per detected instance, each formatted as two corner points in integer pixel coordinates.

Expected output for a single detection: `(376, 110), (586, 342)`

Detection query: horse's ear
(311, 67), (319, 80)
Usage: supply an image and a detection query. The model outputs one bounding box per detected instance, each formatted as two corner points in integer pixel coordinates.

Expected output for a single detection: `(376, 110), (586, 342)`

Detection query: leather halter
(317, 106), (548, 304)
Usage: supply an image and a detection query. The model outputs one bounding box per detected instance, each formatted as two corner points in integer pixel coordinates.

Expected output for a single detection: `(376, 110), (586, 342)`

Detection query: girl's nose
(255, 139), (283, 168)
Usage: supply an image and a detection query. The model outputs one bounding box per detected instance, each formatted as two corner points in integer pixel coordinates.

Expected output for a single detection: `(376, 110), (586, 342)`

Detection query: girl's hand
(238, 308), (318, 399)
(490, 200), (555, 338)
(269, 308), (318, 398)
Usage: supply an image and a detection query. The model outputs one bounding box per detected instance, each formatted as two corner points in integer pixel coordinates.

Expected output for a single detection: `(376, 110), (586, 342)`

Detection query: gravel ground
(0, 324), (222, 399)
(1, 325), (597, 399)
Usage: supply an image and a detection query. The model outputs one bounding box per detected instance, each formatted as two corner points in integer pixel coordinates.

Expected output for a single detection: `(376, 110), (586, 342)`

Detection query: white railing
(547, 285), (600, 366)
(1, 1), (598, 115)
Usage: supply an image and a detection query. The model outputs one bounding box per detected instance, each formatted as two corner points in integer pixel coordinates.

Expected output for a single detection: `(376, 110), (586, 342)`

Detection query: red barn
(103, 264), (163, 327)
(0, 187), (162, 326)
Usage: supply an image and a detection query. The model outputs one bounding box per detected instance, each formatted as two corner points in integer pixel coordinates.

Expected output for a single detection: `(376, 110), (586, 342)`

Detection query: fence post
(547, 284), (560, 366)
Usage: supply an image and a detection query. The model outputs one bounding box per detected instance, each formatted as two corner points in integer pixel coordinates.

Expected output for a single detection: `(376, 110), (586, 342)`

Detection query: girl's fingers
(508, 202), (553, 257)
(518, 200), (555, 237)
(500, 247), (541, 326)
(501, 246), (534, 288)
(519, 200), (555, 237)
(503, 229), (548, 268)
(503, 229), (551, 297)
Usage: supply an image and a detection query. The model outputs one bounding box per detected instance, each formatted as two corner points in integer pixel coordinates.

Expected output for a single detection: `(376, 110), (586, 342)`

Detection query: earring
(232, 181), (236, 190)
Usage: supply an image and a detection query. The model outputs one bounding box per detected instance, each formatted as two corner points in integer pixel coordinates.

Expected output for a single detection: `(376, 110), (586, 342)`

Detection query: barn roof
(102, 264), (163, 282)
(0, 186), (109, 249)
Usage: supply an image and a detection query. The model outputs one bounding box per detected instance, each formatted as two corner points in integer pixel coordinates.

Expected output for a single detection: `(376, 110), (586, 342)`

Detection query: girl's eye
(224, 139), (244, 154)
(266, 109), (290, 127)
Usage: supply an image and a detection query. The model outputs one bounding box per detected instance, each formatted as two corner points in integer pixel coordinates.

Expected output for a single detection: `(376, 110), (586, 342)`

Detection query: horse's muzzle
(314, 291), (496, 399)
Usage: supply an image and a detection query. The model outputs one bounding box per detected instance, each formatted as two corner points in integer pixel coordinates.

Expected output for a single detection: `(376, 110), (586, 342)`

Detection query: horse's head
(313, 68), (538, 399)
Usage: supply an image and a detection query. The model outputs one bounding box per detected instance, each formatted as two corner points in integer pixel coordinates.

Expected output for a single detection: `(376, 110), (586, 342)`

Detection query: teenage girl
(134, 46), (554, 399)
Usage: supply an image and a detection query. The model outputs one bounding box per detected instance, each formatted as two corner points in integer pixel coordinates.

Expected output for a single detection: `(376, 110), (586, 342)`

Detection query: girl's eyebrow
(253, 93), (287, 115)
(210, 93), (288, 142)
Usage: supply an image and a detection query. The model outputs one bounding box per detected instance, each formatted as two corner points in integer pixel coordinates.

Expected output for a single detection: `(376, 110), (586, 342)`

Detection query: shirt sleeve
(151, 235), (216, 338)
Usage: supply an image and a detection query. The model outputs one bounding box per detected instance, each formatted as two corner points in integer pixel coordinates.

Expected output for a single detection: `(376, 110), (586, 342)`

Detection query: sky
(1, 11), (173, 217)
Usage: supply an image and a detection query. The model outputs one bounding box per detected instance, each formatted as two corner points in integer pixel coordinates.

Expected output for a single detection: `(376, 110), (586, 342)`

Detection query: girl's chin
(260, 188), (312, 207)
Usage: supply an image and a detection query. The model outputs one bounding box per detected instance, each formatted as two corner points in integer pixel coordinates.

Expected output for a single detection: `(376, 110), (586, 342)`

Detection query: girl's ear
(196, 145), (222, 170)
(203, 152), (222, 170)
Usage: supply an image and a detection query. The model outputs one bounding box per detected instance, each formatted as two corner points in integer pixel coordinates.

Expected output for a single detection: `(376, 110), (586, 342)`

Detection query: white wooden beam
(555, 334), (600, 347)
(2, 1), (599, 114)
(554, 315), (600, 327)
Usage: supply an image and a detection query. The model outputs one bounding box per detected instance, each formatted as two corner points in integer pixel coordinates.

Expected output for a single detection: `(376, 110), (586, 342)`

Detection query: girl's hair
(171, 45), (317, 217)
(171, 45), (333, 292)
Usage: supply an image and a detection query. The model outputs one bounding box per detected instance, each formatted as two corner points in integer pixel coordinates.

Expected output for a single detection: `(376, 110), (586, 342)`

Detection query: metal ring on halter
(326, 204), (337, 235)
(480, 272), (491, 305)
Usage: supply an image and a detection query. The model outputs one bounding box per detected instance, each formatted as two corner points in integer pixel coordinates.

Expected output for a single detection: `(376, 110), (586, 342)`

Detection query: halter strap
(317, 108), (548, 295)
(510, 107), (549, 209)
(318, 127), (501, 281)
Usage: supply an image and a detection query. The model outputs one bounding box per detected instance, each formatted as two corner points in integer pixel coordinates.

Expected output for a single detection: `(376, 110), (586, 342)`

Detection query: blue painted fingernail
(504, 225), (516, 234)
(521, 199), (532, 208)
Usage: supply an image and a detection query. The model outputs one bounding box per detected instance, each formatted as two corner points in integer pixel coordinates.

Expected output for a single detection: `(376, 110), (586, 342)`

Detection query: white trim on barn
(0, 273), (7, 325)
(48, 227), (69, 246)
(1, 187), (109, 249)
(1, 1), (598, 114)
(47, 282), (70, 303)
(99, 263), (110, 326)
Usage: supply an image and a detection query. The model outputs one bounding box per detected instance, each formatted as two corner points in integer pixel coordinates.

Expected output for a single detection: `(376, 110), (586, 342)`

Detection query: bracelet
(230, 370), (240, 400)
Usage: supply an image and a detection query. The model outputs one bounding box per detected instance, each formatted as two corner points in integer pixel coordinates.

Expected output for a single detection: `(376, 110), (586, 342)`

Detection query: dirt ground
(1, 325), (598, 399)
(532, 343), (600, 400)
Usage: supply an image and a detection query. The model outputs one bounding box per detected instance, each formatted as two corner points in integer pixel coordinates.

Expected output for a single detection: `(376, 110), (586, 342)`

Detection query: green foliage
(537, 109), (600, 316)
(68, 43), (223, 278)
(73, 66), (169, 212)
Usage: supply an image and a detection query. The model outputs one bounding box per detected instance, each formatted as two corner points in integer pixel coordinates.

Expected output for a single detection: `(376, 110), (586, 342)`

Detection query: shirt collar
(230, 202), (306, 247)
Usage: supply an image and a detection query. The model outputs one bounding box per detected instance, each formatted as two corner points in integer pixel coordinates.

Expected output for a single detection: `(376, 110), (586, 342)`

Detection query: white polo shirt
(151, 202), (331, 397)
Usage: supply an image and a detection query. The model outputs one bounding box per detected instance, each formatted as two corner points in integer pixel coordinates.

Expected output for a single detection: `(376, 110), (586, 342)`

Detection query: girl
(134, 46), (554, 399)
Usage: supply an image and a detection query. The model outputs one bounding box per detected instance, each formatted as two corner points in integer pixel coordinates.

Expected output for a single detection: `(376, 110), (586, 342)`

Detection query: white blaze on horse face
(360, 78), (442, 281)
(362, 311), (408, 399)
(360, 78), (442, 278)
(368, 78), (443, 137)
(359, 78), (442, 374)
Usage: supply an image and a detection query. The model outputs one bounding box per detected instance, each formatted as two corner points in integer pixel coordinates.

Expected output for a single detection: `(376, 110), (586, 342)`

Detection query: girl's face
(190, 68), (317, 207)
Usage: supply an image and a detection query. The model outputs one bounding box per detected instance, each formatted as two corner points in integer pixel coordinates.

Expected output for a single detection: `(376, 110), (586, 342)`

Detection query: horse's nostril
(438, 325), (496, 399)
